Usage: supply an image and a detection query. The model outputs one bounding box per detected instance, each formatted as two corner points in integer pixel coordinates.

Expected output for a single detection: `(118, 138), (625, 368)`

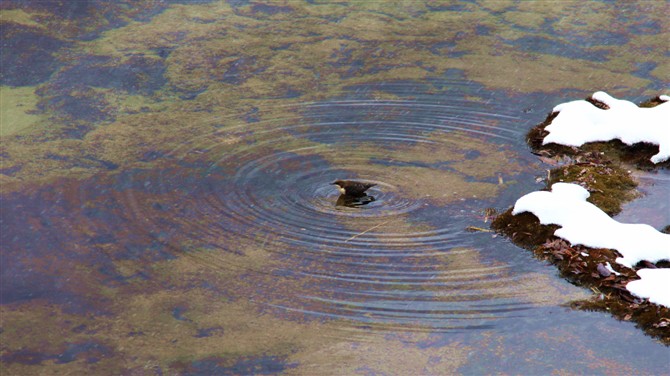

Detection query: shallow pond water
(170, 85), (540, 328)
(1, 1), (669, 374)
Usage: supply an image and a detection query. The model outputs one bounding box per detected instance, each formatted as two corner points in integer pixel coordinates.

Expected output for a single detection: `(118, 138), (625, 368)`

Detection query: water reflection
(335, 194), (376, 208)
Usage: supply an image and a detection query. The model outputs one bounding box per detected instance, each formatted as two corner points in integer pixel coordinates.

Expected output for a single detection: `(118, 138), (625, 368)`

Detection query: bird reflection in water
(336, 194), (376, 207)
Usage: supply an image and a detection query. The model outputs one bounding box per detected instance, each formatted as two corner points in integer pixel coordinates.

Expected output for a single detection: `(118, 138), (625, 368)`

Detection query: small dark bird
(332, 180), (376, 197)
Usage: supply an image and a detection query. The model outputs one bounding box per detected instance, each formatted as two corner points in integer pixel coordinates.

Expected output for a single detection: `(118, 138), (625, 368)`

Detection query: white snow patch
(626, 269), (670, 308)
(512, 183), (670, 268)
(543, 92), (670, 163)
(604, 262), (620, 276)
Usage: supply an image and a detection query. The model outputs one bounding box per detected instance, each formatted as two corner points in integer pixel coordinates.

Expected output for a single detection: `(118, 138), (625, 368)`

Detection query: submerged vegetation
(547, 161), (638, 216)
(2, 1), (670, 373)
(493, 96), (670, 345)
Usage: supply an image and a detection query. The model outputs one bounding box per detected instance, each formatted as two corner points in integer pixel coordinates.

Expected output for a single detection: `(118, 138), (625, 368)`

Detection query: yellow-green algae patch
(0, 86), (44, 136)
(287, 333), (471, 376)
(1, 220), (325, 372)
(1, 291), (334, 374)
(0, 9), (45, 28)
(0, 302), (121, 375)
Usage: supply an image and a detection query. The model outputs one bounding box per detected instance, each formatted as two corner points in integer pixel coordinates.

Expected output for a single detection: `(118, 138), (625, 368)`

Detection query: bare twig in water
(465, 226), (494, 233)
(346, 220), (390, 242)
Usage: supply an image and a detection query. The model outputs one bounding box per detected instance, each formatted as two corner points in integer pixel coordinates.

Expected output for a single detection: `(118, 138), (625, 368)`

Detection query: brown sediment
(491, 209), (558, 249)
(492, 96), (670, 345)
(639, 96), (669, 108)
(492, 211), (670, 344)
(538, 239), (669, 344)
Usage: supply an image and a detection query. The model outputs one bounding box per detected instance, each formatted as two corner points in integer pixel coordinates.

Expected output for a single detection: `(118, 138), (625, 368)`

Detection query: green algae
(3, 0), (668, 185)
(0, 9), (45, 28)
(0, 86), (44, 136)
(548, 162), (638, 216)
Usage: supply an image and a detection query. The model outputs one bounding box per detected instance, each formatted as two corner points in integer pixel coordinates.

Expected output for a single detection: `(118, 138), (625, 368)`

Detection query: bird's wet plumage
(332, 180), (376, 197)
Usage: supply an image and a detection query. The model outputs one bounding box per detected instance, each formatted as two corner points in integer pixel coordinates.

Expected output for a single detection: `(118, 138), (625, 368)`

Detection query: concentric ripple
(152, 83), (541, 330)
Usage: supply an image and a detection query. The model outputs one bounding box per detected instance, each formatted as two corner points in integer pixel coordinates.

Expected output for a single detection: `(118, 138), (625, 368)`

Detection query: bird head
(331, 180), (347, 194)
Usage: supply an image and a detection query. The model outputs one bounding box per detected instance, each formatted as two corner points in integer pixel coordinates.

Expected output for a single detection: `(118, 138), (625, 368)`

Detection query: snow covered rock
(512, 182), (670, 268)
(626, 268), (670, 308)
(543, 92), (670, 163)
